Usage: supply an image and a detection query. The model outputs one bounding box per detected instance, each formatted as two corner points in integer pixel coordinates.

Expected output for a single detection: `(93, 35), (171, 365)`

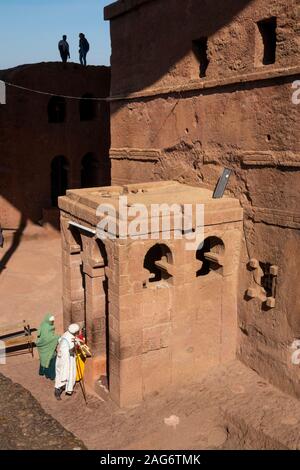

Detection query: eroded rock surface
(0, 373), (86, 450)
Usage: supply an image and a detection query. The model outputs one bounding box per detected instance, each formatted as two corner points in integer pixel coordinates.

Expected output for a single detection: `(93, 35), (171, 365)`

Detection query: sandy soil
(0, 225), (63, 333)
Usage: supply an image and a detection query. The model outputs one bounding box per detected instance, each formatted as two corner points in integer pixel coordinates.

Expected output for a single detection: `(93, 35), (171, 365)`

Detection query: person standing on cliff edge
(58, 35), (70, 63)
(79, 33), (89, 66)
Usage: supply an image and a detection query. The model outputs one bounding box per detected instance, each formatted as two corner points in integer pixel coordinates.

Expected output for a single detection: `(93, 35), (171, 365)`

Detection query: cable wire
(1, 80), (109, 101)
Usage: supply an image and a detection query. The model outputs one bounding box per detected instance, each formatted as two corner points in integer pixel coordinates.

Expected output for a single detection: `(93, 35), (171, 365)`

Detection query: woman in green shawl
(36, 314), (60, 380)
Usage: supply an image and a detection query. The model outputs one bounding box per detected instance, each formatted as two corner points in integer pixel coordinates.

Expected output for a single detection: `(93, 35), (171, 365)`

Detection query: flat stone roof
(59, 181), (243, 232)
(63, 180), (238, 208)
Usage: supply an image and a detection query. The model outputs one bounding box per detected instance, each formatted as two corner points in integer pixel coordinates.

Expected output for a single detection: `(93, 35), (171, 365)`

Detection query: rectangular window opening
(192, 37), (209, 78)
(259, 262), (274, 298)
(257, 17), (277, 66)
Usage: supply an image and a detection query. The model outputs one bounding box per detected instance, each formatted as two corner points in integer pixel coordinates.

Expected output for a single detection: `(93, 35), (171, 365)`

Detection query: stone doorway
(61, 221), (110, 390)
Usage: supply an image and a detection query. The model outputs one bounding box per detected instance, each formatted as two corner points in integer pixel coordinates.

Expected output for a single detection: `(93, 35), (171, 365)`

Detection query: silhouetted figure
(58, 35), (70, 63)
(79, 33), (89, 66)
(0, 226), (3, 248)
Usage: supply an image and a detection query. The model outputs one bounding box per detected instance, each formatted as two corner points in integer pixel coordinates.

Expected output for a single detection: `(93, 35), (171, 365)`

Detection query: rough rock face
(106, 0), (298, 95)
(105, 0), (300, 399)
(0, 373), (86, 450)
(0, 62), (111, 229)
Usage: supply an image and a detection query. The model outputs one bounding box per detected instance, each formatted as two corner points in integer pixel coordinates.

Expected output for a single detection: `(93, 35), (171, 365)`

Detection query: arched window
(143, 244), (173, 285)
(196, 236), (225, 277)
(48, 96), (66, 123)
(81, 153), (99, 188)
(51, 156), (69, 206)
(79, 94), (97, 121)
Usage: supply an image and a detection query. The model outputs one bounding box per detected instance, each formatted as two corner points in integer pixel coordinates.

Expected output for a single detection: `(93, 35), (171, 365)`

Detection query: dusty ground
(3, 353), (300, 450)
(0, 225), (63, 333)
(1, 229), (300, 450)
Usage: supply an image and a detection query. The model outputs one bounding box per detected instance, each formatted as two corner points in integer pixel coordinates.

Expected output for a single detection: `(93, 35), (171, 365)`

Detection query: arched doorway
(81, 153), (100, 188)
(51, 156), (69, 206)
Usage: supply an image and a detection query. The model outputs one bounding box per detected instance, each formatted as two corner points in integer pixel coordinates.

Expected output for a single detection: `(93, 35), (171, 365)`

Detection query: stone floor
(1, 229), (300, 450)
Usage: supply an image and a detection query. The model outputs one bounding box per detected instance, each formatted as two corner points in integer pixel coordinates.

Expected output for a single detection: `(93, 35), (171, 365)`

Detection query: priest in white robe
(54, 323), (80, 400)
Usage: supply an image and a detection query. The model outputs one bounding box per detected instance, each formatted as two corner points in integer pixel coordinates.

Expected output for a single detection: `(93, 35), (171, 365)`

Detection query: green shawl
(36, 314), (59, 368)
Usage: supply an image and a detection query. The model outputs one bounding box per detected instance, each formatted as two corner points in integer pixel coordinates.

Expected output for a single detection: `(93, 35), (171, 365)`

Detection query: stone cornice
(241, 151), (300, 168)
(110, 148), (161, 162)
(249, 206), (300, 230)
(108, 65), (300, 102)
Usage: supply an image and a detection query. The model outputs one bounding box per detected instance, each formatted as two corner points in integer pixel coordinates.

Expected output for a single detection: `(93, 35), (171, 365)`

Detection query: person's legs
(79, 51), (83, 65)
(45, 355), (56, 380)
(54, 387), (62, 400)
(54, 385), (65, 400)
(83, 52), (87, 66)
(65, 355), (76, 395)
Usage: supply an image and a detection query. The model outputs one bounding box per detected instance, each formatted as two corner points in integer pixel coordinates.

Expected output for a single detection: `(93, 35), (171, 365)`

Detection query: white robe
(55, 331), (76, 393)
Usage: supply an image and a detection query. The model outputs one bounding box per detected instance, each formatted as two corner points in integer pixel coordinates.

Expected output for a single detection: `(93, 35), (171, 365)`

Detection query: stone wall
(105, 0), (300, 399)
(108, 222), (242, 407)
(106, 0), (298, 95)
(0, 62), (111, 229)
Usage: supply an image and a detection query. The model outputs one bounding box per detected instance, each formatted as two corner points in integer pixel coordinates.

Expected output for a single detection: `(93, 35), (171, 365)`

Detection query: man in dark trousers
(79, 33), (89, 66)
(58, 35), (70, 63)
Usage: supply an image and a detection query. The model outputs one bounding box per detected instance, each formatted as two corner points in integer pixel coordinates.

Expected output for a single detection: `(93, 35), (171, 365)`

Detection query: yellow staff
(75, 350), (87, 405)
(75, 343), (91, 405)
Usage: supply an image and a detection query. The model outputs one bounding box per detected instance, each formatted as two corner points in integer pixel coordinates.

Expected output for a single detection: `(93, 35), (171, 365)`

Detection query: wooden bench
(0, 320), (34, 356)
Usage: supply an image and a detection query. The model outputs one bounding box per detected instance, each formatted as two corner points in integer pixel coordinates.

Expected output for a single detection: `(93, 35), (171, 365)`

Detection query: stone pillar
(61, 216), (85, 330)
(83, 265), (107, 356)
(81, 235), (108, 388)
(108, 240), (144, 407)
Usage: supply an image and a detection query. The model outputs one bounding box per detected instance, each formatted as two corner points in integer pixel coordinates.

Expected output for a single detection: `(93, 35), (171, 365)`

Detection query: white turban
(291, 339), (300, 350)
(49, 315), (55, 322)
(292, 350), (300, 365)
(68, 323), (80, 335)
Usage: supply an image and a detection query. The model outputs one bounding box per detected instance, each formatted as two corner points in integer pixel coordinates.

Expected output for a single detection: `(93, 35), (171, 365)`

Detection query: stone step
(219, 379), (300, 449)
